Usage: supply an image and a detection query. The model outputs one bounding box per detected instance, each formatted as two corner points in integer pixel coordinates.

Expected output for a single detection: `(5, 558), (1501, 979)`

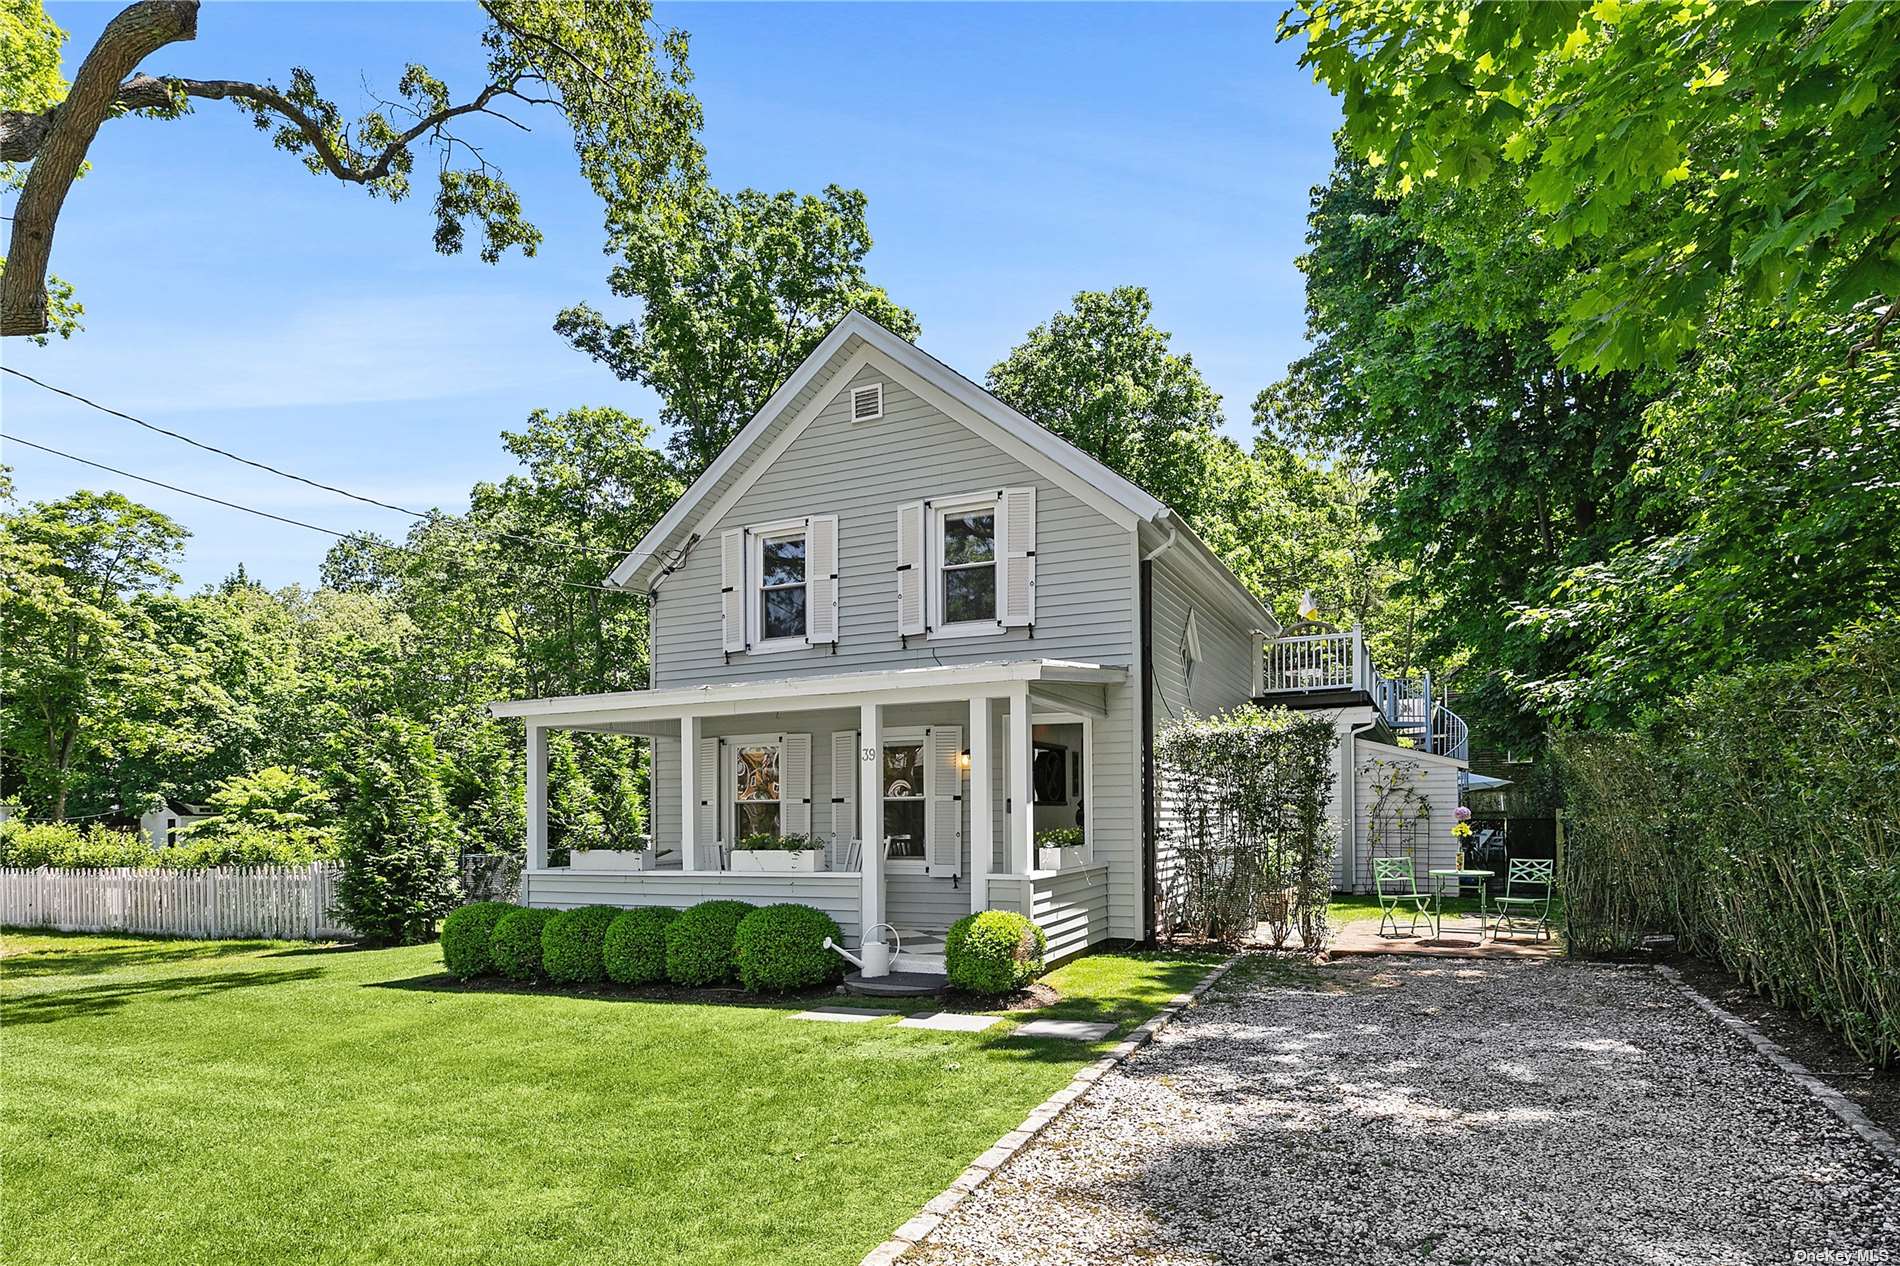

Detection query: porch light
(958, 748), (972, 770)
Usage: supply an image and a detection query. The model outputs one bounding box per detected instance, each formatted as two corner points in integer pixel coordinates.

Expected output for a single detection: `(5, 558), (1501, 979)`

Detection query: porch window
(931, 499), (997, 629)
(883, 740), (926, 860)
(735, 742), (782, 840)
(752, 528), (807, 646)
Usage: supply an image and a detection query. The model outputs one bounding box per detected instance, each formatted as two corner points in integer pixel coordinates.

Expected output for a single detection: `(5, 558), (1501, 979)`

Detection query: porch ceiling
(488, 658), (1126, 727)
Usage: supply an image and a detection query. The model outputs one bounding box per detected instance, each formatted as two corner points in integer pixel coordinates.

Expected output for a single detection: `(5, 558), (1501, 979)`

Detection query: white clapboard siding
(0, 864), (354, 940)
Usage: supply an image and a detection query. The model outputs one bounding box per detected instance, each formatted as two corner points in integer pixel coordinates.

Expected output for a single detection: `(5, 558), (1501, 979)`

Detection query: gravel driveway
(909, 957), (1896, 1266)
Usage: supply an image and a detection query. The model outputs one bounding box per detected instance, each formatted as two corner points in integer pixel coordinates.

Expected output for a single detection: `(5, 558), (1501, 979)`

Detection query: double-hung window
(930, 498), (999, 633)
(752, 525), (807, 649)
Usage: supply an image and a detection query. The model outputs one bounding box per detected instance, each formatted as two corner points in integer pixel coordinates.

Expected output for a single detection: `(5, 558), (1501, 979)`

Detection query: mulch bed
(394, 971), (1061, 1013)
(1663, 952), (1900, 1137)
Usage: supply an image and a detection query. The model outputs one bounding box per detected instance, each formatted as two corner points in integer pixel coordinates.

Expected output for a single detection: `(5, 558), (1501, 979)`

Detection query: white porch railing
(1261, 627), (1469, 761)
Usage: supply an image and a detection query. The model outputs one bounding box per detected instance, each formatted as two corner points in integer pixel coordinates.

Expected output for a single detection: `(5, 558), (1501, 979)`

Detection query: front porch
(491, 660), (1126, 966)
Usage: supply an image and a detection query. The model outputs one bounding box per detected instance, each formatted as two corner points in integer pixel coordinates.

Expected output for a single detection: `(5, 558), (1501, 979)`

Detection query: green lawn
(0, 930), (1224, 1266)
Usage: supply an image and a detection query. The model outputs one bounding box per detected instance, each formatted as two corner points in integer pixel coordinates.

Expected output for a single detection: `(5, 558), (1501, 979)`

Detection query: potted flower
(1035, 827), (1086, 871)
(729, 832), (825, 873)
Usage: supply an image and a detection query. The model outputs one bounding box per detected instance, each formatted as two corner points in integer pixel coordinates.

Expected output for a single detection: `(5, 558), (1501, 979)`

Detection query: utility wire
(1, 432), (635, 596)
(0, 366), (633, 558)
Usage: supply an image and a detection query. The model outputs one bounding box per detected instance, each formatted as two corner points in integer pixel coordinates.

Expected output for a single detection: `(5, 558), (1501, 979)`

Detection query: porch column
(968, 694), (993, 910)
(526, 723), (549, 872)
(1008, 684), (1033, 875)
(859, 700), (884, 936)
(680, 713), (700, 873)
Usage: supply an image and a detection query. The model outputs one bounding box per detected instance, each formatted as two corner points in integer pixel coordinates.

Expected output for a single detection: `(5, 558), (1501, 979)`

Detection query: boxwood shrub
(732, 903), (844, 993)
(541, 905), (623, 984)
(490, 907), (557, 981)
(441, 900), (515, 978)
(945, 910), (1047, 995)
(664, 899), (754, 987)
(603, 907), (678, 985)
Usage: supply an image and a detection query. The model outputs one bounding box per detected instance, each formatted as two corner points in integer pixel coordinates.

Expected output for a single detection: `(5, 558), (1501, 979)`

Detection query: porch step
(844, 969), (948, 998)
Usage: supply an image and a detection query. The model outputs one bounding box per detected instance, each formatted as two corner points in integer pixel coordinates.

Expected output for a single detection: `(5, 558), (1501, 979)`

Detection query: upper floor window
(720, 516), (838, 654)
(754, 527), (807, 646)
(935, 499), (997, 629)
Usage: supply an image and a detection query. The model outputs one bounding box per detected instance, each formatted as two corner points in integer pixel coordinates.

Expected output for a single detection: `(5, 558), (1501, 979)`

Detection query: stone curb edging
(858, 954), (1245, 1266)
(1653, 963), (1898, 1166)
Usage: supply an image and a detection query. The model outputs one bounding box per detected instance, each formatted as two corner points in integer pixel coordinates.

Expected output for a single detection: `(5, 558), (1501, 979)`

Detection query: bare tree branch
(2, 1), (200, 337)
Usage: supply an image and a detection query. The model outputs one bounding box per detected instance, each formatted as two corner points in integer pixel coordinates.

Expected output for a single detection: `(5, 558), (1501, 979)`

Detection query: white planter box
(568, 848), (657, 872)
(729, 848), (824, 873)
(1037, 845), (1086, 871)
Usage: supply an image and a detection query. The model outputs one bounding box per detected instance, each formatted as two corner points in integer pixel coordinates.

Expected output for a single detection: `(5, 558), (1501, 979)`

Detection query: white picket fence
(0, 864), (354, 940)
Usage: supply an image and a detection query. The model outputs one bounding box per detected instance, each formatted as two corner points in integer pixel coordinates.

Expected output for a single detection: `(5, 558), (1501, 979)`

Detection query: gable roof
(611, 311), (1273, 634)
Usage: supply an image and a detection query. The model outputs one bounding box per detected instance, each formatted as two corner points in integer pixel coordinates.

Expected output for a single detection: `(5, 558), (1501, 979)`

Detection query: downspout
(1137, 519), (1177, 946)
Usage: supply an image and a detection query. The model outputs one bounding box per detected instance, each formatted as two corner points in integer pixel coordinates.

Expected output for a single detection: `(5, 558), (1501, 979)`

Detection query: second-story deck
(1259, 627), (1469, 761)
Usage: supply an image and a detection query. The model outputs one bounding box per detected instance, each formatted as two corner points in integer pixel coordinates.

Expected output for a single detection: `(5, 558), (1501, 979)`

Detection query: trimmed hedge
(490, 907), (557, 981)
(664, 899), (753, 987)
(945, 910), (1047, 995)
(733, 904), (844, 993)
(1555, 618), (1900, 1067)
(603, 907), (678, 985)
(542, 905), (622, 984)
(441, 901), (515, 978)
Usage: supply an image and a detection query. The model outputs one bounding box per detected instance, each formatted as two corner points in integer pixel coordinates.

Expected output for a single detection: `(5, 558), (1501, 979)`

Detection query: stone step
(843, 969), (947, 998)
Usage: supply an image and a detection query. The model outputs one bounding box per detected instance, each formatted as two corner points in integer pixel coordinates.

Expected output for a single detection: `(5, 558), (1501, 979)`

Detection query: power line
(0, 366), (633, 558)
(1, 432), (636, 596)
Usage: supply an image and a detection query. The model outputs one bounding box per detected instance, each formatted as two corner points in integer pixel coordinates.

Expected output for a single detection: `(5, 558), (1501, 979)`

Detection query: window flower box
(568, 847), (658, 872)
(1037, 845), (1086, 871)
(730, 847), (825, 873)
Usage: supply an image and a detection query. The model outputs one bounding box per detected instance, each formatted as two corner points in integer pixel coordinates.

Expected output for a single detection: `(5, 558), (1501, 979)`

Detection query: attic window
(1182, 608), (1203, 693)
(850, 382), (884, 422)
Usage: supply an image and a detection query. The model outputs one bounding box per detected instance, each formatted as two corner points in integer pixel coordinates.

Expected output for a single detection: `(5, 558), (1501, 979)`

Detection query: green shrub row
(441, 899), (846, 993)
(1554, 618), (1900, 1066)
(946, 910), (1046, 994)
(0, 820), (333, 870)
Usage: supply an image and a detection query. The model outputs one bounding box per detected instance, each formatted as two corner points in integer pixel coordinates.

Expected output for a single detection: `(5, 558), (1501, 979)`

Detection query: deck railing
(1261, 626), (1469, 761)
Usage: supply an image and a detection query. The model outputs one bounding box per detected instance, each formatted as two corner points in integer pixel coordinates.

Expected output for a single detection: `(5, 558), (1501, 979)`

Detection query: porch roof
(488, 659), (1126, 724)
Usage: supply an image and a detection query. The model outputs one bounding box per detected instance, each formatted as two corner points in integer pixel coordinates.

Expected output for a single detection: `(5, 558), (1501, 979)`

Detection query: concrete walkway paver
(907, 957), (1897, 1266)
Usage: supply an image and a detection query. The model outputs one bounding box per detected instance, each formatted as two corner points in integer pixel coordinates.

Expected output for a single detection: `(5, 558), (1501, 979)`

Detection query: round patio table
(1427, 868), (1493, 939)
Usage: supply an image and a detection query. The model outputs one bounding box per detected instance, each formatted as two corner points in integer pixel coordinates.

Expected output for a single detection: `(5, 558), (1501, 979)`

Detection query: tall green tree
(0, 485), (185, 818)
(330, 715), (461, 944)
(1281, 0), (1900, 372)
(1265, 147), (1655, 744)
(557, 182), (919, 477)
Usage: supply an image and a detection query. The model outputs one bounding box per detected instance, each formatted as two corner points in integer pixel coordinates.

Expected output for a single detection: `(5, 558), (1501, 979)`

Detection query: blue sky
(2, 2), (1340, 590)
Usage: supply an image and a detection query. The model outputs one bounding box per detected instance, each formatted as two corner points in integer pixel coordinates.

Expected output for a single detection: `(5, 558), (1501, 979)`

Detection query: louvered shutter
(720, 529), (746, 653)
(805, 515), (838, 646)
(926, 725), (963, 878)
(781, 733), (812, 838)
(829, 730), (858, 870)
(895, 501), (926, 636)
(696, 737), (721, 867)
(998, 486), (1036, 628)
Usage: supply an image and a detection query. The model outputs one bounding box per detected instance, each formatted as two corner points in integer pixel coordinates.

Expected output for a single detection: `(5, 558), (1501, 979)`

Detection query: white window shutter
(781, 733), (812, 838)
(829, 730), (858, 870)
(998, 486), (1037, 628)
(720, 529), (746, 653)
(926, 724), (963, 878)
(805, 515), (839, 646)
(696, 737), (721, 866)
(895, 501), (926, 636)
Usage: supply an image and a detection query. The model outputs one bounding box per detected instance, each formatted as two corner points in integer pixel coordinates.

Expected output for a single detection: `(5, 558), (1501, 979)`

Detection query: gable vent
(850, 381), (884, 422)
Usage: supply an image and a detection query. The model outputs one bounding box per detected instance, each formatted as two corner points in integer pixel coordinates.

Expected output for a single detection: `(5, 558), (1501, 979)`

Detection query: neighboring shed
(138, 800), (214, 848)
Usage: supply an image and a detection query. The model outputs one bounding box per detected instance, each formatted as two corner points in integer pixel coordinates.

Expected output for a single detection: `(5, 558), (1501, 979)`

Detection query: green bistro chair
(1492, 858), (1556, 941)
(1371, 856), (1436, 938)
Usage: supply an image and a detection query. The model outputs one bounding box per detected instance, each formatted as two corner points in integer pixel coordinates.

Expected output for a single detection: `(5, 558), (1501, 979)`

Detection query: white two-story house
(491, 313), (1467, 971)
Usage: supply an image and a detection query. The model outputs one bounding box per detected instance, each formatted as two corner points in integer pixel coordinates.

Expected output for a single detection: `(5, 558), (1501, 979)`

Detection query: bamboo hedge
(1155, 705), (1338, 948)
(1554, 618), (1900, 1066)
